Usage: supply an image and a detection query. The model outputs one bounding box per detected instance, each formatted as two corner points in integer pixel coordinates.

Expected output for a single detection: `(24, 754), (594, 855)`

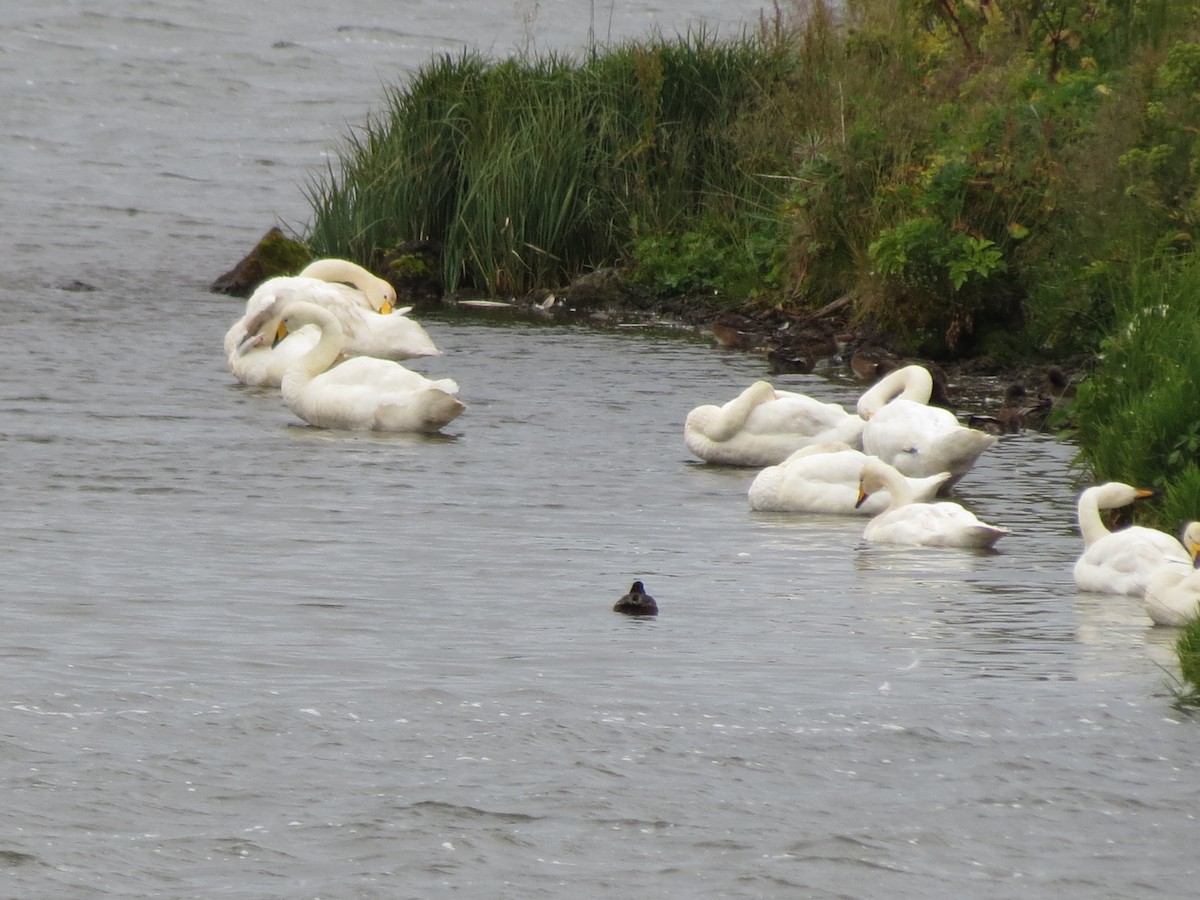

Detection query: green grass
(1070, 254), (1200, 528)
(305, 31), (797, 298)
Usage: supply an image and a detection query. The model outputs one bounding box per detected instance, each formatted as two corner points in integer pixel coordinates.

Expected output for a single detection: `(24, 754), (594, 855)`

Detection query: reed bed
(305, 32), (795, 296)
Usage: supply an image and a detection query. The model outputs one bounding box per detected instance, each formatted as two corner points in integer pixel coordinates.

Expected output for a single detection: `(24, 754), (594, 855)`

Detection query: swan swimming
(273, 300), (464, 433)
(1143, 522), (1200, 626)
(684, 367), (933, 467)
(858, 364), (996, 489)
(855, 458), (1008, 548)
(1072, 482), (1191, 596)
(748, 443), (951, 515)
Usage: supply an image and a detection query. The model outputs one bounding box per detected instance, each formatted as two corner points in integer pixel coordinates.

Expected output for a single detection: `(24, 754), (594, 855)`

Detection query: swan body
(276, 301), (464, 433)
(225, 260), (440, 386)
(1143, 523), (1200, 626)
(684, 381), (868, 467)
(748, 443), (951, 515)
(855, 458), (1008, 548)
(1072, 482), (1190, 596)
(859, 366), (996, 488)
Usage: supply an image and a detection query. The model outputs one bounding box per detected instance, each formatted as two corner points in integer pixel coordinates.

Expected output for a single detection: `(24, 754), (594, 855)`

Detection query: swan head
(298, 258), (397, 312)
(614, 580), (658, 616)
(1182, 521), (1200, 566)
(1082, 482), (1155, 511)
(855, 459), (892, 508)
(274, 300), (343, 346)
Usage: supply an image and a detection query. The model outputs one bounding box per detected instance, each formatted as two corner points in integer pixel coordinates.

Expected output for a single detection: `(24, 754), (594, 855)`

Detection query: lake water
(2, 3), (1198, 898)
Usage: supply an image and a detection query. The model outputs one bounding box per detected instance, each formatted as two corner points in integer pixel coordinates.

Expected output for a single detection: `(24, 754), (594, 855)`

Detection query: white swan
(858, 364), (996, 489)
(275, 301), (464, 433)
(1143, 523), (1200, 626)
(226, 262), (441, 386)
(683, 381), (865, 466)
(296, 259), (441, 359)
(855, 458), (1009, 548)
(296, 258), (397, 312)
(1073, 482), (1191, 596)
(748, 443), (951, 515)
(223, 287), (321, 387)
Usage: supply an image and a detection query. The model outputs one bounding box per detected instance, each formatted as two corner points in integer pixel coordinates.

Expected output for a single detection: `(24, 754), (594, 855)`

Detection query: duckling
(614, 581), (658, 616)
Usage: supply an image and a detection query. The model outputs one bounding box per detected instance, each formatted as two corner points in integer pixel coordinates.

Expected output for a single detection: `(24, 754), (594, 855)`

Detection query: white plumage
(856, 458), (1008, 549)
(748, 443), (951, 515)
(225, 259), (440, 386)
(1140, 522), (1200, 626)
(276, 301), (464, 433)
(684, 366), (935, 467)
(1072, 482), (1190, 596)
(859, 365), (996, 489)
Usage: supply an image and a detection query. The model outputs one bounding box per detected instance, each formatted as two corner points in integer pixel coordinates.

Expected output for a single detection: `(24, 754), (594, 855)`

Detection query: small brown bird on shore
(613, 581), (658, 616)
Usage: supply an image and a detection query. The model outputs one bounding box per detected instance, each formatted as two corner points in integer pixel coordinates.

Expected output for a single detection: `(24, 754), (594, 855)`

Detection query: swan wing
(1144, 564), (1200, 626)
(1074, 526), (1191, 595)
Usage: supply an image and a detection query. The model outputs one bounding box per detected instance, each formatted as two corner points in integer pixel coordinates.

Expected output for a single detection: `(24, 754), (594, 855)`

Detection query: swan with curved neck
(856, 364), (935, 418)
(226, 261), (440, 386)
(854, 458), (1008, 548)
(297, 258), (397, 313)
(275, 300), (463, 433)
(1143, 522), (1200, 626)
(684, 381), (868, 467)
(1073, 482), (1190, 595)
(858, 364), (995, 489)
(748, 442), (951, 515)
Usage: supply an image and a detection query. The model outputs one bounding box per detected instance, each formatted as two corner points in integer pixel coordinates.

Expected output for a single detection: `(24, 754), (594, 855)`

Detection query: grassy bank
(306, 1), (1199, 362)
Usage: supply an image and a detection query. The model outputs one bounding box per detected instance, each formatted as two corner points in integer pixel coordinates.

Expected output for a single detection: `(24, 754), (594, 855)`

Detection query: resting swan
(748, 443), (951, 515)
(1072, 482), (1191, 596)
(683, 368), (937, 467)
(1143, 522), (1200, 626)
(296, 258), (397, 312)
(225, 260), (440, 386)
(274, 300), (464, 433)
(855, 458), (1008, 548)
(224, 288), (320, 387)
(858, 364), (996, 489)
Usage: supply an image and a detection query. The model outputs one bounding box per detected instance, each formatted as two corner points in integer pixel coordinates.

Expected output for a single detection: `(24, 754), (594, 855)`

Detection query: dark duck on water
(613, 581), (658, 616)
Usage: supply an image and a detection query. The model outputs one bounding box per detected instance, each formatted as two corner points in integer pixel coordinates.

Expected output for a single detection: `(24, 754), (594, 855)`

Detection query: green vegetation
(305, 31), (796, 299)
(1175, 619), (1200, 706)
(305, 0), (1200, 361)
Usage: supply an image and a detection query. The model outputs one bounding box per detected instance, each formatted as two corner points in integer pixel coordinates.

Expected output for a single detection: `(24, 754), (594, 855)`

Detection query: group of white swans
(223, 259), (464, 432)
(684, 365), (1200, 627)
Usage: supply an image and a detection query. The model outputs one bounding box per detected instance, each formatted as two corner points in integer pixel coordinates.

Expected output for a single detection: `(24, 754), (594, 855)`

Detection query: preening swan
(1072, 482), (1191, 596)
(748, 443), (951, 515)
(226, 266), (441, 385)
(275, 300), (464, 433)
(855, 458), (1008, 548)
(858, 365), (996, 489)
(296, 258), (397, 312)
(224, 288), (321, 387)
(1143, 522), (1200, 626)
(684, 381), (867, 467)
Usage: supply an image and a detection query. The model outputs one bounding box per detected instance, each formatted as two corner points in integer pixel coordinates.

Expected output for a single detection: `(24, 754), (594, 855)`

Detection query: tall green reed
(304, 31), (796, 296)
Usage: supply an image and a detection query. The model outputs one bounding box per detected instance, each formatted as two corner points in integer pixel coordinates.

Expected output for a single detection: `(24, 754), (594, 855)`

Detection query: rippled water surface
(2, 3), (1198, 898)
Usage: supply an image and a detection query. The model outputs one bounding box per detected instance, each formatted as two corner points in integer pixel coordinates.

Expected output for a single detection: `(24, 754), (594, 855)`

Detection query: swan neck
(1077, 489), (1111, 548)
(857, 366), (933, 417)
